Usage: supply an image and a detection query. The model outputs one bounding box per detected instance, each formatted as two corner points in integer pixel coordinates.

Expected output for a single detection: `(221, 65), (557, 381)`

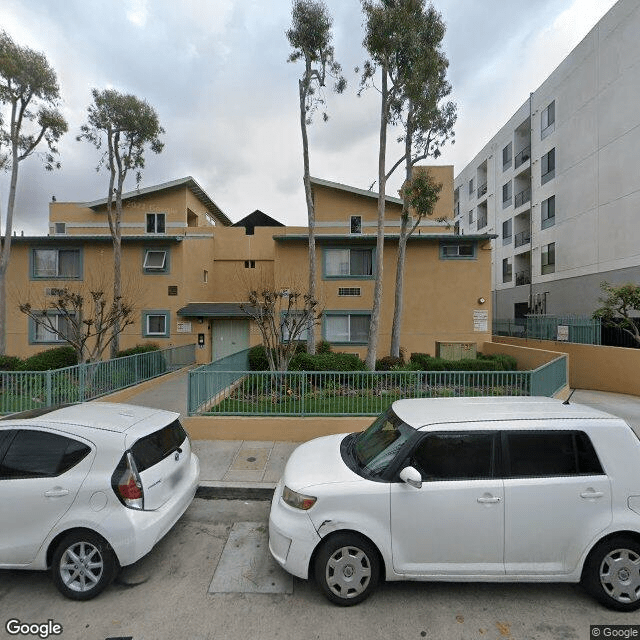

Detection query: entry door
(211, 319), (249, 361)
(390, 431), (504, 576)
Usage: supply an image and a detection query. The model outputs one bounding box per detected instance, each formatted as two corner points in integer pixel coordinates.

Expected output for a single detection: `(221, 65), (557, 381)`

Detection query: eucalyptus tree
(287, 0), (345, 354)
(78, 89), (164, 356)
(0, 31), (68, 354)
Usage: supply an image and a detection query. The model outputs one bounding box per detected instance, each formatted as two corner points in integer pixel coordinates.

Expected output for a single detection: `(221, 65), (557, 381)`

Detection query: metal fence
(188, 353), (568, 417)
(493, 315), (601, 345)
(0, 344), (196, 414)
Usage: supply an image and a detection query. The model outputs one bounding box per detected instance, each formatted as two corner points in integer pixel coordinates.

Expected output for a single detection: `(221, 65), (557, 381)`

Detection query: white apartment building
(454, 0), (640, 320)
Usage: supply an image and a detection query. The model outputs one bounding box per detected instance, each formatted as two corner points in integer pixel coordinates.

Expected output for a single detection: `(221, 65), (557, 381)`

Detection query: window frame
(468, 178), (474, 196)
(541, 242), (556, 275)
(502, 142), (512, 171)
(323, 247), (375, 280)
(502, 219), (512, 245)
(350, 215), (362, 234)
(142, 310), (170, 338)
(502, 181), (513, 208)
(29, 311), (76, 345)
(30, 247), (82, 281)
(541, 148), (556, 185)
(146, 212), (166, 234)
(502, 257), (513, 283)
(323, 311), (371, 345)
(142, 248), (169, 273)
(541, 100), (556, 139)
(541, 195), (556, 230)
(439, 241), (477, 260)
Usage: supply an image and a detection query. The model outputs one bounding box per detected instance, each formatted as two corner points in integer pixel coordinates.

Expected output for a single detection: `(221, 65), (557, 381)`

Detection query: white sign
(473, 309), (489, 332)
(177, 321), (192, 333)
(557, 325), (569, 341)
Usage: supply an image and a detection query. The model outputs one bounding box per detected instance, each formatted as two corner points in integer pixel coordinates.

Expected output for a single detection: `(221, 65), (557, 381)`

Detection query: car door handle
(44, 488), (69, 498)
(580, 490), (604, 499)
(477, 495), (502, 504)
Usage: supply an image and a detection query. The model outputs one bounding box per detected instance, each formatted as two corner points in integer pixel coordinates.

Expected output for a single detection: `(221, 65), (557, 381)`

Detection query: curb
(196, 485), (274, 501)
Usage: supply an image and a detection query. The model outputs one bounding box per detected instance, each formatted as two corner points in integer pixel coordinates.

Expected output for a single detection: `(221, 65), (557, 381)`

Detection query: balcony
(515, 145), (531, 169)
(477, 214), (488, 230)
(515, 271), (531, 286)
(515, 230), (531, 248)
(477, 182), (487, 199)
(514, 187), (531, 208)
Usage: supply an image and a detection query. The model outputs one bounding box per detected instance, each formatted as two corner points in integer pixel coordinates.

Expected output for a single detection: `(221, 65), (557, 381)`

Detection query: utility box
(436, 341), (477, 361)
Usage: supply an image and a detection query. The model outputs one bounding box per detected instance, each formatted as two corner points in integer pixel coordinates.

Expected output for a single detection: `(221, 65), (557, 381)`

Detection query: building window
(324, 248), (373, 278)
(541, 195), (556, 229)
(502, 219), (512, 245)
(468, 178), (474, 196)
(541, 148), (555, 185)
(541, 242), (556, 275)
(143, 249), (168, 272)
(350, 216), (362, 234)
(502, 258), (512, 283)
(203, 270), (208, 283)
(146, 213), (166, 234)
(440, 242), (476, 259)
(477, 209), (488, 229)
(54, 222), (66, 235)
(324, 313), (370, 344)
(468, 209), (474, 225)
(32, 248), (81, 279)
(30, 312), (75, 344)
(502, 181), (512, 208)
(142, 311), (170, 338)
(502, 142), (512, 171)
(244, 260), (256, 269)
(281, 312), (309, 342)
(541, 100), (555, 139)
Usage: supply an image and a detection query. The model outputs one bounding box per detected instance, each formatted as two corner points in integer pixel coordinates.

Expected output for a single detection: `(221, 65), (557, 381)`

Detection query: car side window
(0, 430), (91, 479)
(505, 431), (604, 478)
(411, 432), (498, 481)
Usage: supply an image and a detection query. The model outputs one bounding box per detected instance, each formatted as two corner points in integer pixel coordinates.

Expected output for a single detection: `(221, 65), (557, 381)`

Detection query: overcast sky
(1, 0), (619, 234)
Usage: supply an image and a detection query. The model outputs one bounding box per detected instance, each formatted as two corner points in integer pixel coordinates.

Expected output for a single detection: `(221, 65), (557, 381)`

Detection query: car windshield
(353, 409), (415, 478)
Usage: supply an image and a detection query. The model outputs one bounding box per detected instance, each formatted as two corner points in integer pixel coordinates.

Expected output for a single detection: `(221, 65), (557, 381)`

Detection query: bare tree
(17, 280), (138, 363)
(0, 31), (68, 354)
(77, 89), (164, 357)
(287, 0), (345, 355)
(241, 287), (321, 372)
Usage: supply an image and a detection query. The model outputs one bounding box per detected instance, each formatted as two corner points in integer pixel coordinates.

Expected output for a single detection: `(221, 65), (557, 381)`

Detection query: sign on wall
(557, 325), (569, 341)
(473, 310), (489, 332)
(177, 321), (192, 333)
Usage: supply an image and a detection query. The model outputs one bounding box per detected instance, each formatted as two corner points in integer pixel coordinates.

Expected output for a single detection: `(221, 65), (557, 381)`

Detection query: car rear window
(0, 430), (91, 479)
(130, 419), (187, 472)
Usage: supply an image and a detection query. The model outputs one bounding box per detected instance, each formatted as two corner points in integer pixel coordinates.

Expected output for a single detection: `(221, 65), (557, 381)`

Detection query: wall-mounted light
(477, 297), (486, 305)
(198, 317), (204, 324)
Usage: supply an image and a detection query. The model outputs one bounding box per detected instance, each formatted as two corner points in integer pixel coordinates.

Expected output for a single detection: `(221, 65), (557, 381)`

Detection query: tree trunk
(365, 67), (389, 371)
(110, 190), (123, 358)
(299, 77), (317, 355)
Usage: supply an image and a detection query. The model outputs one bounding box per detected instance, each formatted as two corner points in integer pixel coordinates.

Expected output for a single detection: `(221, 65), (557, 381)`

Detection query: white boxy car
(0, 402), (199, 600)
(269, 397), (640, 610)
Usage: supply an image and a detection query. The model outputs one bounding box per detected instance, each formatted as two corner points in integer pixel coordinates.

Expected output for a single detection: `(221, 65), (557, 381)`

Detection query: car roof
(391, 396), (623, 430)
(0, 402), (179, 434)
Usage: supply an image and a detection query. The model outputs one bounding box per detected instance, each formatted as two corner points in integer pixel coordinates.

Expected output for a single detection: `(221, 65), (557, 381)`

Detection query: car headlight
(282, 485), (317, 510)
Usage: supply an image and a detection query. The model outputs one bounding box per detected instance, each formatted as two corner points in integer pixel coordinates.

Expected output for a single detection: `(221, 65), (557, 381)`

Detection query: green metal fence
(0, 344), (196, 414)
(188, 353), (568, 416)
(493, 315), (601, 345)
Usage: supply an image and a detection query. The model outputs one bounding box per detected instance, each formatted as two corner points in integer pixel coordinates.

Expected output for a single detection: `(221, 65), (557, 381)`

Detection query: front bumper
(268, 480), (320, 580)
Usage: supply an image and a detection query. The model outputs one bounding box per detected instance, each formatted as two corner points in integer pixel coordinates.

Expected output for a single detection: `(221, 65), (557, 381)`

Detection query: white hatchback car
(0, 402), (199, 600)
(269, 396), (640, 610)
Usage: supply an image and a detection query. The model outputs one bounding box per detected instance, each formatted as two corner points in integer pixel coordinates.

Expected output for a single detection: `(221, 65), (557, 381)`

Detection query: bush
(317, 340), (332, 354)
(409, 352), (517, 372)
(375, 356), (404, 371)
(115, 344), (160, 358)
(0, 355), (22, 371)
(248, 345), (270, 371)
(289, 352), (366, 372)
(22, 346), (77, 371)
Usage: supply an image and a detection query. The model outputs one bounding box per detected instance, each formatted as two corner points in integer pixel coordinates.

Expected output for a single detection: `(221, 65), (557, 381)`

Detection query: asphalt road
(2, 498), (639, 640)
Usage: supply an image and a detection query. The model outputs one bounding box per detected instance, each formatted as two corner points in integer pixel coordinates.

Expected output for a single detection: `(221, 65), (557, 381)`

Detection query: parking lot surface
(2, 498), (640, 640)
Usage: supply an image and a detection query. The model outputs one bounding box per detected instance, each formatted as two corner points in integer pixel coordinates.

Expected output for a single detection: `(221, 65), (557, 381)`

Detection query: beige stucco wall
(492, 336), (640, 396)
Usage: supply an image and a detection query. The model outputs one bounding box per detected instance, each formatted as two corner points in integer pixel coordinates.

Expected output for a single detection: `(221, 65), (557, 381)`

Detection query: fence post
(79, 363), (86, 403)
(46, 370), (52, 407)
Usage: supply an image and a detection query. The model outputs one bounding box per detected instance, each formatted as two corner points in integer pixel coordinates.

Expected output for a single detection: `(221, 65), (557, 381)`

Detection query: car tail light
(111, 452), (144, 510)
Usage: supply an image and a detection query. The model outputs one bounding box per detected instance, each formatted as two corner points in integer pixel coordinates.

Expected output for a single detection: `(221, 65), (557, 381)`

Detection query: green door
(211, 319), (250, 361)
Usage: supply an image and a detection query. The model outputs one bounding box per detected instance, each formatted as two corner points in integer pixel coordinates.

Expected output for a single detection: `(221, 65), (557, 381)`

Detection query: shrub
(409, 352), (517, 372)
(115, 344), (160, 358)
(375, 356), (404, 371)
(289, 352), (366, 372)
(22, 346), (77, 371)
(248, 345), (270, 371)
(0, 355), (22, 371)
(316, 340), (332, 354)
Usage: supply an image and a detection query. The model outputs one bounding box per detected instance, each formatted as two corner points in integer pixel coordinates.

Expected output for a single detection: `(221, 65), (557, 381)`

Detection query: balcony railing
(514, 230), (531, 248)
(514, 187), (531, 208)
(515, 145), (531, 168)
(477, 182), (487, 198)
(515, 271), (531, 286)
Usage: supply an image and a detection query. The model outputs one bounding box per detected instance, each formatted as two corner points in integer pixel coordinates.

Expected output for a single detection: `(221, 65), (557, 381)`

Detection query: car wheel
(582, 536), (640, 611)
(51, 531), (118, 601)
(314, 533), (380, 606)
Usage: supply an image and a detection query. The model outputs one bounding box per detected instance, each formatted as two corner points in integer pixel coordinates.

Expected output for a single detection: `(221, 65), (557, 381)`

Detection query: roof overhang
(177, 303), (254, 318)
(310, 176), (403, 205)
(12, 235), (186, 244)
(273, 233), (497, 243)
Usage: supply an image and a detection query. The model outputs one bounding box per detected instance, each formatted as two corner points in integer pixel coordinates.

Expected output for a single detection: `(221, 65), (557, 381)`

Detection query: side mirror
(399, 466), (422, 489)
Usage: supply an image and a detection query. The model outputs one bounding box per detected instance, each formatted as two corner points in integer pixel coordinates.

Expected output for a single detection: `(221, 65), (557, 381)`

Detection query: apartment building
(7, 166), (494, 363)
(454, 0), (640, 320)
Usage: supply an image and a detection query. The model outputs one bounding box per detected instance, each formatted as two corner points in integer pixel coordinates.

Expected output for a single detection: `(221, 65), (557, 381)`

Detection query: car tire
(51, 531), (118, 601)
(314, 533), (380, 606)
(582, 536), (640, 611)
